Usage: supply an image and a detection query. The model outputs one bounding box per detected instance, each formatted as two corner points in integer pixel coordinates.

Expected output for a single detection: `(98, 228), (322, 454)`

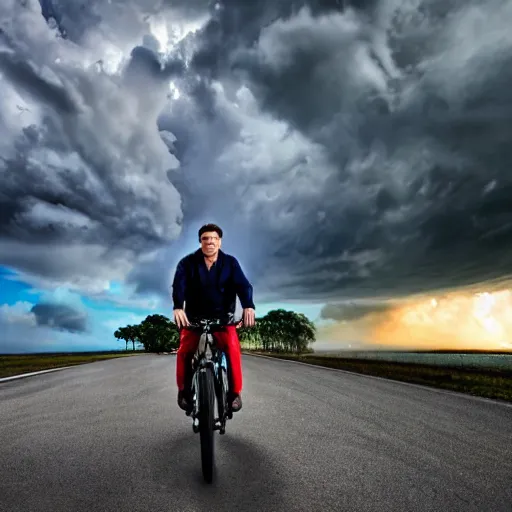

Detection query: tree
(114, 327), (130, 351)
(238, 309), (316, 354)
(290, 312), (316, 353)
(114, 325), (141, 351)
(116, 314), (180, 353)
(238, 318), (264, 349)
(127, 324), (141, 351)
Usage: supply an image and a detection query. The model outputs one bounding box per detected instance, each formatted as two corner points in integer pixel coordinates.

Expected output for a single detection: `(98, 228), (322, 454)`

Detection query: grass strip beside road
(0, 352), (142, 379)
(244, 351), (512, 403)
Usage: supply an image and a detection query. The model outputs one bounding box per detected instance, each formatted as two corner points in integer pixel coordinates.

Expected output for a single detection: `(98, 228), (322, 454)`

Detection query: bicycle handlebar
(182, 316), (244, 331)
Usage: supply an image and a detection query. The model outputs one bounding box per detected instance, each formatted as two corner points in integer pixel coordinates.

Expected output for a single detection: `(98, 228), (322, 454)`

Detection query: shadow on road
(150, 430), (285, 510)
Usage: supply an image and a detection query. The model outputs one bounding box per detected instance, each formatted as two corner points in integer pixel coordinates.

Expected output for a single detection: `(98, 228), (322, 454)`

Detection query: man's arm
(232, 257), (256, 327)
(171, 259), (186, 310)
(171, 258), (190, 328)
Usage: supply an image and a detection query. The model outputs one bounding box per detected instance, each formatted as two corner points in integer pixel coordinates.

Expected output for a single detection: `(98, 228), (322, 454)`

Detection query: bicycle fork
(190, 334), (230, 435)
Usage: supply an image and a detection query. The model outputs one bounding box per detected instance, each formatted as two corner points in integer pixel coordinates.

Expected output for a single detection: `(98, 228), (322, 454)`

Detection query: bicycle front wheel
(198, 366), (216, 483)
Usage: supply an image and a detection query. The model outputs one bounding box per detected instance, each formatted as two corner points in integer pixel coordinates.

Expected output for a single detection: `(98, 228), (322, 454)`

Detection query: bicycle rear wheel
(198, 366), (216, 483)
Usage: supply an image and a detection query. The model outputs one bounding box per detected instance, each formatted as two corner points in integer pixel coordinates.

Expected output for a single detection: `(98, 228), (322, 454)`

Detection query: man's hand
(173, 308), (190, 329)
(242, 307), (255, 327)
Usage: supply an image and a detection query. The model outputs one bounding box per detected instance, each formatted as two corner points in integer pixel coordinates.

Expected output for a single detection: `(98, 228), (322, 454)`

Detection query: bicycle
(184, 316), (241, 483)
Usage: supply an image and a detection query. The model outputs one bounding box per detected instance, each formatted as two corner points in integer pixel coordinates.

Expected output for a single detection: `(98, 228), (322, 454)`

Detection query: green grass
(0, 352), (143, 379)
(244, 351), (512, 403)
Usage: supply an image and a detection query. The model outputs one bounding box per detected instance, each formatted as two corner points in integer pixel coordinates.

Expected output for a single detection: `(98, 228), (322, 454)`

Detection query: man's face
(200, 231), (221, 257)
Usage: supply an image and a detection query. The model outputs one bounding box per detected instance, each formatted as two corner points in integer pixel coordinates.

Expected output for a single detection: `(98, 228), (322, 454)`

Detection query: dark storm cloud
(38, 0), (211, 44)
(320, 301), (392, 322)
(0, 52), (76, 114)
(125, 45), (186, 82)
(31, 302), (88, 333)
(156, 0), (512, 303)
(0, 0), (183, 292)
(3, 0), (512, 309)
(190, 0), (346, 78)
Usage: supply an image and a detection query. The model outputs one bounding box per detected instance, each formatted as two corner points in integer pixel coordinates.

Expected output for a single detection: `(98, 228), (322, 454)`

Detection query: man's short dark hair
(198, 223), (223, 240)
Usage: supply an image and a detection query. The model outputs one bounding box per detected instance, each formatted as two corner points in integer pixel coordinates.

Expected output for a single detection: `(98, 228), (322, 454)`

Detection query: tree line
(114, 309), (316, 354)
(114, 314), (179, 353)
(237, 309), (316, 354)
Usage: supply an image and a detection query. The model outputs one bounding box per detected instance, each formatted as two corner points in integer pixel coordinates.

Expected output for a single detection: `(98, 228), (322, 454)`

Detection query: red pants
(176, 325), (243, 395)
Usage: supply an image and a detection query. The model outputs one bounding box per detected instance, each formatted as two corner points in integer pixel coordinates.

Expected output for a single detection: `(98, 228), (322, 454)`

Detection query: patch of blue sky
(0, 266), (41, 305)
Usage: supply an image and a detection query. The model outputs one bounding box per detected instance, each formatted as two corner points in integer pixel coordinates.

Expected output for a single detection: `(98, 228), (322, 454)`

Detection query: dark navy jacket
(172, 249), (255, 320)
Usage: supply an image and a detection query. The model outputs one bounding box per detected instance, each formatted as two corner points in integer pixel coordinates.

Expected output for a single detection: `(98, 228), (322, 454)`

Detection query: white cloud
(102, 313), (147, 331)
(0, 0), (184, 293)
(0, 301), (37, 327)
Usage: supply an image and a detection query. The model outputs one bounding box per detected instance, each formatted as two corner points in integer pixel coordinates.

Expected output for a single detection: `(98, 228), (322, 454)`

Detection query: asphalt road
(1, 354), (511, 512)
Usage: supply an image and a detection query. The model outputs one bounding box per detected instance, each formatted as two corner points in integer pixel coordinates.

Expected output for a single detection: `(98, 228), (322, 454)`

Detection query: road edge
(244, 352), (512, 409)
(0, 366), (75, 383)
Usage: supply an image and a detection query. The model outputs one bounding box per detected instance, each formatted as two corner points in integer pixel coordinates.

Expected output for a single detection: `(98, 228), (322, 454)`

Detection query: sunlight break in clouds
(318, 285), (512, 351)
(373, 289), (512, 350)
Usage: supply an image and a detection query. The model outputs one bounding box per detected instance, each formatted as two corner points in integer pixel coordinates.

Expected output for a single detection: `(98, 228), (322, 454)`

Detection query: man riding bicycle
(172, 223), (256, 413)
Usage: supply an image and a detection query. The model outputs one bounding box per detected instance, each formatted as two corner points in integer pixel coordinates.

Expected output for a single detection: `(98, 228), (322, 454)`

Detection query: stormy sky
(1, 0), (512, 352)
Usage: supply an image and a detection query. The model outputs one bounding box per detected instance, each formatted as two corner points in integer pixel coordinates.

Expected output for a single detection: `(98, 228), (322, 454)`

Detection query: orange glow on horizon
(316, 288), (512, 351)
